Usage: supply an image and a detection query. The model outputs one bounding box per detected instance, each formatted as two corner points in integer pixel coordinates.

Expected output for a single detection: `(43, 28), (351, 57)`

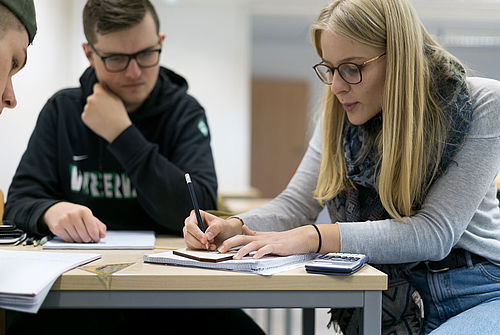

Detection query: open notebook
(143, 248), (316, 276)
(43, 230), (155, 250)
(0, 250), (100, 313)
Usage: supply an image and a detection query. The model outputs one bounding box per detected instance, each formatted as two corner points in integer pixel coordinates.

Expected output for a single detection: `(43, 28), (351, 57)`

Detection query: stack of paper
(43, 230), (155, 250)
(144, 249), (316, 276)
(0, 250), (100, 313)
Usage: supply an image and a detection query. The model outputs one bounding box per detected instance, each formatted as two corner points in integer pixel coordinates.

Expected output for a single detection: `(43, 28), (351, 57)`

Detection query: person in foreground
(0, 0), (36, 115)
(4, 1), (263, 334)
(184, 0), (500, 333)
(4, 0), (217, 242)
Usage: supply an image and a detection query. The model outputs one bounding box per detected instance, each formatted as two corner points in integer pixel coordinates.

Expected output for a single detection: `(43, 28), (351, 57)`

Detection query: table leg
(362, 291), (382, 335)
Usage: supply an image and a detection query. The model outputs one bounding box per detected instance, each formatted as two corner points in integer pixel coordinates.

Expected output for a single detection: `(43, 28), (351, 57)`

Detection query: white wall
(0, 0), (251, 195)
(157, 1), (251, 193)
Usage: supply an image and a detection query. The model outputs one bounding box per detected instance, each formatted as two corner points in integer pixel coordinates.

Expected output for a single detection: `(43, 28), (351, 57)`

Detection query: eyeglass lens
(315, 63), (361, 85)
(105, 50), (160, 72)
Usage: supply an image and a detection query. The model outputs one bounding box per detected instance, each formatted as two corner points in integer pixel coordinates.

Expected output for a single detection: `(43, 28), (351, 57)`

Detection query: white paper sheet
(43, 230), (156, 250)
(0, 250), (100, 313)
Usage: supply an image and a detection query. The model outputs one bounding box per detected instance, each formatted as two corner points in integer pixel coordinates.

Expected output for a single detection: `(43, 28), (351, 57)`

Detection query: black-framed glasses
(313, 52), (386, 85)
(90, 45), (162, 72)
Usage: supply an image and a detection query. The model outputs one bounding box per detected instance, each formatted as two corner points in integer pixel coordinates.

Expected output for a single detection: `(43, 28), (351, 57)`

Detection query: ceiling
(158, 0), (500, 47)
(250, 0), (500, 48)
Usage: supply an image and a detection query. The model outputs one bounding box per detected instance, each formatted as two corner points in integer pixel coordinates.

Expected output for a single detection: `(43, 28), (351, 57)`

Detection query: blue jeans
(410, 253), (500, 334)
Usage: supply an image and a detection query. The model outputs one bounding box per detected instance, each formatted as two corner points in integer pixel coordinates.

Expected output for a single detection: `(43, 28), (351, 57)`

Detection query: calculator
(305, 253), (369, 275)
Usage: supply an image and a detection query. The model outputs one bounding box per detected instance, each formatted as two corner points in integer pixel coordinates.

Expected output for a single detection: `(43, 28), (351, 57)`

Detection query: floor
(245, 308), (342, 335)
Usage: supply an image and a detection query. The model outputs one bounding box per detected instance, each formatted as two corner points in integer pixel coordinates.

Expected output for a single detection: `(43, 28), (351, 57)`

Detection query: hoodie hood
(79, 66), (190, 121)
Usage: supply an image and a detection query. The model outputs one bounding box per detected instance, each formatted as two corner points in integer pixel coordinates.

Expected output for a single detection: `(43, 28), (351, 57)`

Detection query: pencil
(185, 173), (205, 233)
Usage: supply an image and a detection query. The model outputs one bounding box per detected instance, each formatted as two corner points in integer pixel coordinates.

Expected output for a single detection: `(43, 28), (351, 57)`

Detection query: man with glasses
(4, 0), (218, 243)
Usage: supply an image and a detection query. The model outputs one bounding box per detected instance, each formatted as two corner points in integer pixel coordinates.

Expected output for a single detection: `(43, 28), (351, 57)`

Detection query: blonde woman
(184, 0), (500, 333)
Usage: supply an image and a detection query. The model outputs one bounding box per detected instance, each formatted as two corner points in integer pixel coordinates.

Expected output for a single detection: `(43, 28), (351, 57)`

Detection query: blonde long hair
(312, 0), (466, 220)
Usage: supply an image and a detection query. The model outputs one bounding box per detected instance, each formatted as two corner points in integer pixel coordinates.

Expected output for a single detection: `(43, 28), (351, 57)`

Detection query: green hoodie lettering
(69, 164), (137, 199)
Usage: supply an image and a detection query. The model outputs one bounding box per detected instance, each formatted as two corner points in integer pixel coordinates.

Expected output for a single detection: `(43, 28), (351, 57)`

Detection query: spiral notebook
(143, 249), (316, 275)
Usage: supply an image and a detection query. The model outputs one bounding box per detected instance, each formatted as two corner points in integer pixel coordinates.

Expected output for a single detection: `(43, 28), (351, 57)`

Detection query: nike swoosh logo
(72, 155), (89, 161)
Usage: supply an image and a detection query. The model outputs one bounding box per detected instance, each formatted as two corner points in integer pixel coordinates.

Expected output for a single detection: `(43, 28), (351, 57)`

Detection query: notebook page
(43, 230), (155, 250)
(0, 250), (100, 313)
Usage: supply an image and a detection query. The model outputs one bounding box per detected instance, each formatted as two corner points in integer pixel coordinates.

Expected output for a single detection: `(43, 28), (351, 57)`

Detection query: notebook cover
(173, 248), (235, 263)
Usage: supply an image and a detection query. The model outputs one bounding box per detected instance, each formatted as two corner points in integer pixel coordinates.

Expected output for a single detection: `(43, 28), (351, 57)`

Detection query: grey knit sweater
(239, 77), (500, 265)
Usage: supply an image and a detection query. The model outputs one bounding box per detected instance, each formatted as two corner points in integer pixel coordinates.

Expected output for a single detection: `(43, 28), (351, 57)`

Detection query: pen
(185, 173), (205, 233)
(22, 236), (34, 246)
(39, 235), (52, 246)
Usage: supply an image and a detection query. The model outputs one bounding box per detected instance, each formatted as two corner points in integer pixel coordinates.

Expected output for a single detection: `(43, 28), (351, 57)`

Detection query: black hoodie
(5, 66), (218, 236)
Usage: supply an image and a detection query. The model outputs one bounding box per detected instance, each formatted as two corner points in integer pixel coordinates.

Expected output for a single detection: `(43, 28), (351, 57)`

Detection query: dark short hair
(0, 3), (25, 41)
(83, 0), (160, 45)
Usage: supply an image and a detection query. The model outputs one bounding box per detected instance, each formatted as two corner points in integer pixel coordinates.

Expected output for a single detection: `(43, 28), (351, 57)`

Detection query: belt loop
(464, 250), (473, 268)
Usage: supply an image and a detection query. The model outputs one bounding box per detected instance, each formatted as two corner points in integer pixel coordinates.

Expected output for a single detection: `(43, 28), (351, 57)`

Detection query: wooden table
(2, 236), (387, 335)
